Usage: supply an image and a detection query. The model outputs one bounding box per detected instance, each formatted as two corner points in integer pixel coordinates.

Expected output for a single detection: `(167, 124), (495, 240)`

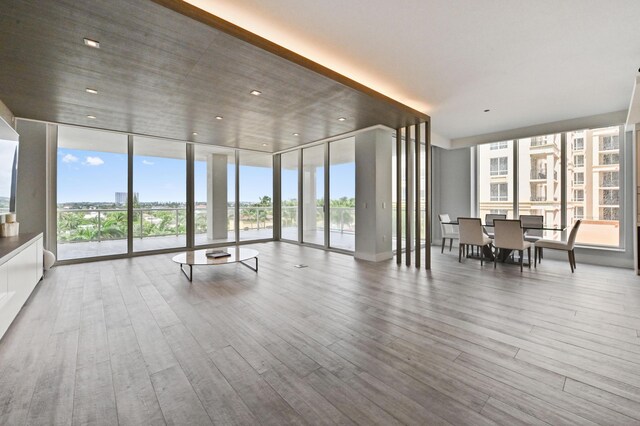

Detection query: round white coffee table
(172, 247), (259, 281)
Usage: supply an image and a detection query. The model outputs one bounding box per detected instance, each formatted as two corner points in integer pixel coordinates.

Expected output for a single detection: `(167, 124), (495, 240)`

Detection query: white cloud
(84, 156), (104, 166)
(142, 160), (154, 166)
(62, 153), (78, 163)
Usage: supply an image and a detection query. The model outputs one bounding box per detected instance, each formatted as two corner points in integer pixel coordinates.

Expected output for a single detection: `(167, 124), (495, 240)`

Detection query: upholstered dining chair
(520, 214), (545, 260)
(493, 219), (532, 272)
(457, 218), (492, 265)
(438, 213), (459, 253)
(484, 213), (506, 238)
(534, 220), (582, 272)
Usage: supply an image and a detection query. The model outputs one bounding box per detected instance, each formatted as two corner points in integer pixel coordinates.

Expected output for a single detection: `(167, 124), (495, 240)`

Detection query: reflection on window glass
(281, 151), (298, 241)
(194, 145), (235, 245)
(133, 137), (186, 252)
(478, 141), (514, 219)
(567, 126), (621, 246)
(329, 138), (355, 251)
(302, 145), (324, 246)
(57, 126), (128, 260)
(239, 152), (273, 241)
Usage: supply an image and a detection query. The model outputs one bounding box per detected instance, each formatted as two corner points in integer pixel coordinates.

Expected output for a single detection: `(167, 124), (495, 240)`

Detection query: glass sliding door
(57, 126), (128, 260)
(239, 151), (273, 241)
(280, 151), (299, 241)
(329, 137), (355, 251)
(194, 145), (235, 245)
(302, 145), (325, 246)
(133, 137), (187, 252)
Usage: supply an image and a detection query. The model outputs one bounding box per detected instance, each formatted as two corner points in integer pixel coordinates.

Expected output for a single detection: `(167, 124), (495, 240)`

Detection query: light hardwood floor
(2, 242), (640, 425)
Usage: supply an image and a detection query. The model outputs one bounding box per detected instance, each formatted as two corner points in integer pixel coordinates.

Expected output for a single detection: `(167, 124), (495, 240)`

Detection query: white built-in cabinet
(0, 233), (44, 340)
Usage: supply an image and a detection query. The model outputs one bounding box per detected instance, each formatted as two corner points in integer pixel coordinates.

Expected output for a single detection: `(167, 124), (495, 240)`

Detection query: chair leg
(534, 247), (537, 268)
(458, 244), (463, 262)
(449, 239), (453, 252)
(528, 247), (531, 269)
(540, 248), (543, 259)
(494, 249), (497, 268)
(568, 251), (574, 273)
(442, 238), (445, 254)
(480, 245), (484, 266)
(519, 250), (523, 272)
(572, 249), (577, 269)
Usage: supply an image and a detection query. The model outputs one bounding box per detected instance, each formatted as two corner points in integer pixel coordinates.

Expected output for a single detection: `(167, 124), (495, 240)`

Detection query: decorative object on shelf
(43, 249), (56, 270)
(0, 213), (19, 238)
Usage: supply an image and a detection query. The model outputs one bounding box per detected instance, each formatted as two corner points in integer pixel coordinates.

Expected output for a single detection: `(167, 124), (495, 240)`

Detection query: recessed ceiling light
(484, 109), (491, 113)
(85, 88), (98, 94)
(250, 90), (262, 96)
(338, 117), (347, 121)
(86, 115), (96, 119)
(262, 143), (268, 147)
(293, 133), (299, 136)
(192, 132), (198, 136)
(83, 38), (100, 48)
(215, 116), (223, 120)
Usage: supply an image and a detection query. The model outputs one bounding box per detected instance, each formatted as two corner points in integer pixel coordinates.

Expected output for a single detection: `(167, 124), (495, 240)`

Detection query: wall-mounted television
(0, 138), (18, 214)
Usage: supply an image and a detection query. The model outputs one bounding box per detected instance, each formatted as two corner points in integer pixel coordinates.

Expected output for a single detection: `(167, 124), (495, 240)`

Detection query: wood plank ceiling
(0, 0), (428, 152)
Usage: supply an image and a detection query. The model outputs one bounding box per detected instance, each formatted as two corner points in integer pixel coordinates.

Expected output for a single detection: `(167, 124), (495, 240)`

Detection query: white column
(355, 128), (393, 261)
(207, 154), (228, 240)
(302, 166), (317, 236)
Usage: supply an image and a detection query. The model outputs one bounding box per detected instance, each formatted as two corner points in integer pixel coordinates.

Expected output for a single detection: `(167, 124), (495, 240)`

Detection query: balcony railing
(58, 206), (276, 243)
(530, 137), (548, 147)
(58, 205), (357, 244)
(530, 196), (546, 202)
(531, 171), (546, 179)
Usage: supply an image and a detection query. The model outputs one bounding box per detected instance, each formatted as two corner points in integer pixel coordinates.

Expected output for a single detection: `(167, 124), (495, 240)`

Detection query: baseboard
(355, 251), (393, 262)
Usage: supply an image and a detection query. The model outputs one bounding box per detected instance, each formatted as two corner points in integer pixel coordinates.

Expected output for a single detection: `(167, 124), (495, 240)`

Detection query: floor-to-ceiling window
(57, 126), (128, 260)
(329, 137), (355, 251)
(392, 135), (406, 250)
(478, 141), (514, 219)
(239, 151), (273, 241)
(518, 133), (562, 239)
(133, 137), (187, 252)
(476, 125), (623, 248)
(302, 145), (325, 246)
(280, 150), (299, 241)
(194, 145), (235, 245)
(568, 126), (621, 247)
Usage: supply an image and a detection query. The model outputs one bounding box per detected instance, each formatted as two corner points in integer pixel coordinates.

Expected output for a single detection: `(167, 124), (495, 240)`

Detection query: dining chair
(484, 213), (506, 238)
(493, 219), (532, 272)
(438, 213), (459, 253)
(457, 217), (492, 265)
(534, 220), (582, 272)
(520, 214), (543, 238)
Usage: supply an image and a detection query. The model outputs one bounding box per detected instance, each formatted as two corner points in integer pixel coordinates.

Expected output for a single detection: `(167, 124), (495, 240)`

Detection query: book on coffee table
(205, 249), (231, 258)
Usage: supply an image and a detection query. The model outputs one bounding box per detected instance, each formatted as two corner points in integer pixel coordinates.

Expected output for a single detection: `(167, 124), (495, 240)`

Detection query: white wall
(432, 146), (473, 241)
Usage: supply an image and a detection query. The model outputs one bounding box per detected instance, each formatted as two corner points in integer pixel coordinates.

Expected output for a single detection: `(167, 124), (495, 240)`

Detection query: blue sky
(58, 148), (355, 204)
(280, 163), (355, 202)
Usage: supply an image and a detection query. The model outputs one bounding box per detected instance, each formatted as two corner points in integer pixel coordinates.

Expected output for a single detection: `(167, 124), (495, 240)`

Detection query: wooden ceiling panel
(0, 0), (428, 152)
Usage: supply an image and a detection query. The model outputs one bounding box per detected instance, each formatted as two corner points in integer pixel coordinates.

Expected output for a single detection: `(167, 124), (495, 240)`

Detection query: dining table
(442, 220), (566, 264)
